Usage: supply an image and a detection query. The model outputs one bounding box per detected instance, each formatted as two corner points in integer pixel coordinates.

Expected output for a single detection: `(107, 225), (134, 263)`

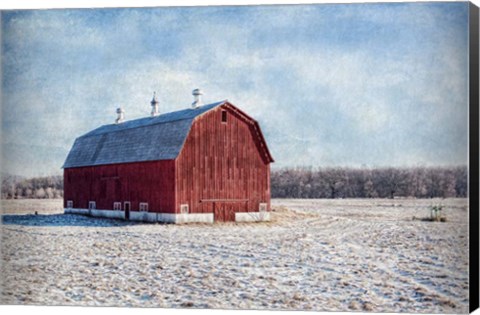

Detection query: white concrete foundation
(65, 208), (269, 223)
(129, 211), (158, 222)
(235, 211), (271, 222)
(175, 213), (214, 224)
(64, 208), (214, 224)
(90, 209), (125, 220)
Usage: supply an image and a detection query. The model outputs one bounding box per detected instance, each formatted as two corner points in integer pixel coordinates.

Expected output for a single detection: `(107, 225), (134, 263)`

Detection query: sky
(0, 1), (471, 177)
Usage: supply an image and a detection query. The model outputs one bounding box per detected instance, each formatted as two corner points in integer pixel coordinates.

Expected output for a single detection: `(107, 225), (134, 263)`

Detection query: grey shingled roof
(63, 101), (226, 168)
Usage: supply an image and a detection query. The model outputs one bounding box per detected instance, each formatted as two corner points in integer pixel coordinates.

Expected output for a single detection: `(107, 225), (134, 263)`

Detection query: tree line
(271, 166), (468, 199)
(1, 166), (469, 199)
(1, 175), (64, 199)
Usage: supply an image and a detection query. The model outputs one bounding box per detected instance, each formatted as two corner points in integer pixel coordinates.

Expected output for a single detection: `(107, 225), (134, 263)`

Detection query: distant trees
(271, 166), (468, 199)
(1, 165), (469, 200)
(1, 175), (63, 199)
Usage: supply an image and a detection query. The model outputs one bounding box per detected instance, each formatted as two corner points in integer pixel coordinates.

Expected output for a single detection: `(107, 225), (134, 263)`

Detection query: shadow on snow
(1, 214), (146, 227)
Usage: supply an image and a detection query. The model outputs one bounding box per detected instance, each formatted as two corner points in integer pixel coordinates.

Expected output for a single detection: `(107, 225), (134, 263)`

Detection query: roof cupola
(192, 88), (203, 109)
(151, 92), (159, 116)
(115, 107), (125, 124)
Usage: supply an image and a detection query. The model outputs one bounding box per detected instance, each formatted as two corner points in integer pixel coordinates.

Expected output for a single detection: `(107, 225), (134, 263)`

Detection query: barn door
(124, 202), (131, 220)
(213, 203), (222, 222)
(213, 203), (235, 222)
(225, 205), (235, 222)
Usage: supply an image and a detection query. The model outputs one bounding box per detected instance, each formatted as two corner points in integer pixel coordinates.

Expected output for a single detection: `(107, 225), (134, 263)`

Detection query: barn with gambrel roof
(63, 90), (274, 223)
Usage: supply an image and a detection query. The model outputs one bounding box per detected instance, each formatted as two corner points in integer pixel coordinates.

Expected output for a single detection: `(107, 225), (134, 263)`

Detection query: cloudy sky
(1, 2), (470, 177)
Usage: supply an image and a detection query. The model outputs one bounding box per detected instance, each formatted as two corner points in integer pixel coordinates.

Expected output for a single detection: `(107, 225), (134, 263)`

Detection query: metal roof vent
(191, 88), (203, 109)
(151, 92), (159, 117)
(115, 107), (125, 124)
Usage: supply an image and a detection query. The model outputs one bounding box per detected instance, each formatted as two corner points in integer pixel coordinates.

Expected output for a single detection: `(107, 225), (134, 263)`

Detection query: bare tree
(271, 166), (467, 199)
(1, 175), (64, 199)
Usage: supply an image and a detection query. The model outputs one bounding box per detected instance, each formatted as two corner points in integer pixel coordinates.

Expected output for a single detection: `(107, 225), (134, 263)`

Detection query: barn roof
(63, 101), (225, 168)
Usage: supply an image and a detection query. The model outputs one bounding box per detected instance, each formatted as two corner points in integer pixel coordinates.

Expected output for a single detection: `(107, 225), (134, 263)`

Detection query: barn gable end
(175, 103), (272, 221)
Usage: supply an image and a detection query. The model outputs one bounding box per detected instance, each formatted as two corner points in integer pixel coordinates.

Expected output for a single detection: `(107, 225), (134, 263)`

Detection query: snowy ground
(0, 198), (469, 313)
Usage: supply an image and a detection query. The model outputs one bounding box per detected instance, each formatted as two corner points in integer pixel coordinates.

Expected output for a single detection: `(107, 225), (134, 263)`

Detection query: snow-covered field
(0, 198), (469, 313)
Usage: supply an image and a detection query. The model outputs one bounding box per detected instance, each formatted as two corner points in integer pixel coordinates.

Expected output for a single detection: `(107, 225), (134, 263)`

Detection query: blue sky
(1, 2), (470, 176)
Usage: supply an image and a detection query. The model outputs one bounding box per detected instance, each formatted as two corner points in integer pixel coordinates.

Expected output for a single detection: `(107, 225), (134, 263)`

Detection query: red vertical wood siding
(175, 105), (271, 216)
(64, 160), (176, 213)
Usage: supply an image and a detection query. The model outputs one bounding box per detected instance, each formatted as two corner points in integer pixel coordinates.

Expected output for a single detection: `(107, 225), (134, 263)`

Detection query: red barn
(63, 90), (274, 223)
